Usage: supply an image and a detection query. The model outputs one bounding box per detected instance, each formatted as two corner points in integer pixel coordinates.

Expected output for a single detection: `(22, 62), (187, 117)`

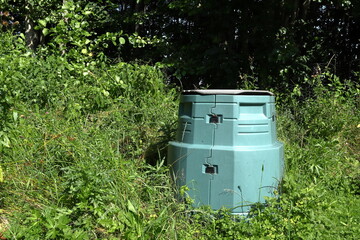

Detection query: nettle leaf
(127, 200), (137, 214)
(0, 135), (10, 148)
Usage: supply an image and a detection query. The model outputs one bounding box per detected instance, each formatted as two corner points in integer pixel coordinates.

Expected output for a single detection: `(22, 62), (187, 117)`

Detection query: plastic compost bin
(168, 90), (284, 214)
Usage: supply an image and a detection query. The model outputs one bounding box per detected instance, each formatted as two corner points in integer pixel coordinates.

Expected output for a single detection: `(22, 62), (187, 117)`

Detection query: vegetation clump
(0, 1), (359, 239)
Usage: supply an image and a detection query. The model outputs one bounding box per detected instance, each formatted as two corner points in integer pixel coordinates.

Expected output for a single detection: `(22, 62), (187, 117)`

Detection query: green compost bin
(168, 90), (284, 214)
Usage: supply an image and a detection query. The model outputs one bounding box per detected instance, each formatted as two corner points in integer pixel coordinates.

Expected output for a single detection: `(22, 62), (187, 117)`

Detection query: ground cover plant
(0, 22), (359, 240)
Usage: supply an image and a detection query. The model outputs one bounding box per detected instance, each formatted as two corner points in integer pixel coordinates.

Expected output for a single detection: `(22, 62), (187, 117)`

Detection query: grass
(1, 83), (358, 239)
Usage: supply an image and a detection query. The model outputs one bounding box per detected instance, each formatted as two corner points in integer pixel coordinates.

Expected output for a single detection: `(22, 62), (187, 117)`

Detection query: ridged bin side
(168, 90), (284, 213)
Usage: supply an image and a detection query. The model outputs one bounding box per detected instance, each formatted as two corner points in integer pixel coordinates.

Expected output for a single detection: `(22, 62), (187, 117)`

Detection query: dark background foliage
(2, 0), (359, 89)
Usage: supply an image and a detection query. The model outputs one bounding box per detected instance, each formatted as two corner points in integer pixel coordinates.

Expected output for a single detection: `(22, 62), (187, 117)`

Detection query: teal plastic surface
(168, 90), (284, 213)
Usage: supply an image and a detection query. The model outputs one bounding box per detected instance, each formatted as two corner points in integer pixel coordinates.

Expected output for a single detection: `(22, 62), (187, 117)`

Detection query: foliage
(0, 32), (181, 239)
(2, 0), (360, 88)
(0, 7), (359, 240)
(100, 0), (360, 89)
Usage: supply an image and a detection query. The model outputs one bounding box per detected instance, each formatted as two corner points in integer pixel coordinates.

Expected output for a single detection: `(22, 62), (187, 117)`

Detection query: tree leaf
(42, 28), (49, 36)
(38, 19), (47, 27)
(119, 37), (126, 45)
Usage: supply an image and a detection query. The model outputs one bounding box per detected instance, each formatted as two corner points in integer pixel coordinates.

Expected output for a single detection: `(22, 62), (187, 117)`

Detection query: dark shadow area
(145, 121), (177, 166)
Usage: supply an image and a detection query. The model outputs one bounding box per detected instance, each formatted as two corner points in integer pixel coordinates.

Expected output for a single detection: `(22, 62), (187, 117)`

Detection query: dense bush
(0, 32), (182, 239)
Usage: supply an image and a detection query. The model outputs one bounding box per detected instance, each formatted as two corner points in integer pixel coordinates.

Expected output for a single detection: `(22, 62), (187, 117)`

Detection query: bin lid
(182, 89), (274, 96)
